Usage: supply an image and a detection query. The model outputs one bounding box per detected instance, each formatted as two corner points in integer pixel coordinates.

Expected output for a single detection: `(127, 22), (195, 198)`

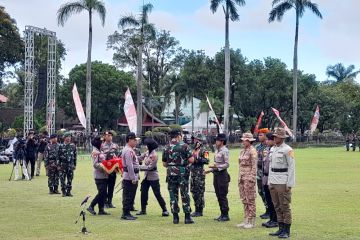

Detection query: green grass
(1, 147), (360, 240)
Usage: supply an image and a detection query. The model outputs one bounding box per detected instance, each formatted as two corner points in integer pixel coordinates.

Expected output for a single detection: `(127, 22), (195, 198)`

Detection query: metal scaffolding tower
(24, 26), (57, 135)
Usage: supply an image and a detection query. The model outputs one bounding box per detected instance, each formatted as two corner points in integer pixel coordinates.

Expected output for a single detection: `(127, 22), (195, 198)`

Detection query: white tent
(181, 112), (223, 133)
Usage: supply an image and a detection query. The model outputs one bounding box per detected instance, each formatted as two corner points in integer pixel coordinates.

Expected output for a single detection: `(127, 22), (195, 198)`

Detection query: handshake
(204, 164), (217, 175)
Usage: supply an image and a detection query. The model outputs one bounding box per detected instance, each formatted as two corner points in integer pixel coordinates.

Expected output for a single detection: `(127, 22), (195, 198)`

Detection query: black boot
(53, 186), (60, 194)
(263, 220), (278, 228)
(49, 187), (54, 194)
(66, 189), (73, 197)
(98, 208), (111, 215)
(162, 210), (169, 217)
(184, 213), (195, 224)
(87, 206), (97, 215)
(136, 209), (147, 215)
(278, 223), (290, 238)
(121, 211), (137, 220)
(269, 222), (284, 236)
(191, 208), (203, 217)
(173, 213), (179, 224)
(62, 189), (66, 197)
(108, 201), (116, 208)
(260, 209), (270, 219)
(218, 214), (230, 222)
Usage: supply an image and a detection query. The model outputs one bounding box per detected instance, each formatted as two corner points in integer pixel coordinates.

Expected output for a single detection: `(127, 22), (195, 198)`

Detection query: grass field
(1, 147), (360, 240)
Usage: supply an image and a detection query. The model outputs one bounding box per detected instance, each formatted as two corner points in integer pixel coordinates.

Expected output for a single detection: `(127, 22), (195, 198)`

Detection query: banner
(124, 88), (137, 133)
(253, 111), (264, 134)
(72, 84), (86, 129)
(271, 107), (294, 138)
(310, 105), (320, 134)
(206, 95), (223, 133)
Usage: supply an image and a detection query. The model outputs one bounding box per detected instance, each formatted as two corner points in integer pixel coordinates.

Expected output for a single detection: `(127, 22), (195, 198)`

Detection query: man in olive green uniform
(162, 129), (195, 224)
(58, 132), (77, 197)
(44, 134), (60, 194)
(268, 128), (295, 239)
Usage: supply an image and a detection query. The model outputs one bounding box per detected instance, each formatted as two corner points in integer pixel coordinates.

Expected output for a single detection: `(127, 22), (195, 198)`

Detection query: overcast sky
(2, 0), (360, 81)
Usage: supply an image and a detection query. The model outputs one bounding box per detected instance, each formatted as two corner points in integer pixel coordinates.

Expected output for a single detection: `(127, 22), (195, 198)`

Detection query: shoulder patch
(288, 150), (295, 159)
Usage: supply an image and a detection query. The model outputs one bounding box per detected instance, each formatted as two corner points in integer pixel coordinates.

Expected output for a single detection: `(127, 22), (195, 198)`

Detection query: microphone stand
(75, 201), (90, 234)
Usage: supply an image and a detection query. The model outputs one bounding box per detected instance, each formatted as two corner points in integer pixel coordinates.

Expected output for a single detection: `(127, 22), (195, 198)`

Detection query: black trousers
(90, 179), (108, 211)
(26, 157), (36, 177)
(122, 180), (138, 214)
(107, 172), (116, 203)
(263, 184), (277, 222)
(213, 170), (230, 215)
(140, 178), (166, 211)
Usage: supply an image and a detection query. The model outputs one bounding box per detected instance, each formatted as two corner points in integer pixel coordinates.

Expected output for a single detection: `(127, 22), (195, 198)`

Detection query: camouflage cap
(50, 133), (58, 139)
(63, 132), (71, 138)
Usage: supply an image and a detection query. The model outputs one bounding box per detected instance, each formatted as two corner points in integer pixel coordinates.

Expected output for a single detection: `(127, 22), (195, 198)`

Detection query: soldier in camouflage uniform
(58, 132), (77, 197)
(162, 129), (195, 224)
(190, 139), (209, 217)
(44, 134), (60, 194)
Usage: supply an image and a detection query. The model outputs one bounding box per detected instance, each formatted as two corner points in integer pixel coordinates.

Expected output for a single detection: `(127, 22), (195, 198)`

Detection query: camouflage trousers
(190, 168), (206, 210)
(47, 165), (59, 188)
(239, 177), (256, 218)
(167, 175), (192, 214)
(59, 167), (74, 191)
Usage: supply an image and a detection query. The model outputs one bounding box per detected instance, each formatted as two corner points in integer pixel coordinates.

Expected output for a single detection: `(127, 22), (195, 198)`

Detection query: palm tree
(57, 0), (106, 145)
(326, 63), (360, 82)
(118, 3), (154, 136)
(269, 0), (322, 142)
(210, 0), (245, 134)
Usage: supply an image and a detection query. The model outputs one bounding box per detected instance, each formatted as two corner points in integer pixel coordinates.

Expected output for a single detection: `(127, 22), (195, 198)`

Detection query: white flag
(72, 84), (86, 129)
(206, 95), (223, 133)
(310, 105), (320, 134)
(124, 88), (137, 133)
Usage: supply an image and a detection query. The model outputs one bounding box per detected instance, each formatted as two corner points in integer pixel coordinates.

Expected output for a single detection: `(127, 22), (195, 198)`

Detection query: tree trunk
(224, 5), (230, 135)
(175, 93), (180, 124)
(85, 10), (93, 150)
(191, 91), (194, 134)
(136, 34), (144, 136)
(292, 11), (299, 142)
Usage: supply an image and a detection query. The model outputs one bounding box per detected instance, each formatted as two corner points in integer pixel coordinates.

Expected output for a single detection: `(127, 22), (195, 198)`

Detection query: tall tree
(269, 0), (322, 142)
(118, 3), (154, 136)
(210, 0), (245, 134)
(326, 63), (360, 82)
(57, 0), (106, 142)
(0, 6), (24, 86)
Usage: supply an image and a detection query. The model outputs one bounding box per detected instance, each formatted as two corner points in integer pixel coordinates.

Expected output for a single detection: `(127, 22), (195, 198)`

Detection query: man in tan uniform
(268, 128), (295, 239)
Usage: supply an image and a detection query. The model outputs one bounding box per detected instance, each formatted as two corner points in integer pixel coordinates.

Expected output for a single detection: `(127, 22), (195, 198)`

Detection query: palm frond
(228, 1), (240, 21)
(57, 1), (86, 26)
(142, 3), (153, 23)
(118, 15), (139, 29)
(303, 1), (322, 19)
(234, 0), (246, 7)
(92, 0), (106, 26)
(210, 0), (222, 13)
(268, 2), (293, 22)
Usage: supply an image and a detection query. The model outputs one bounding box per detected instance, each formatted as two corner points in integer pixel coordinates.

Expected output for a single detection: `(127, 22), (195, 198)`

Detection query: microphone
(80, 195), (91, 206)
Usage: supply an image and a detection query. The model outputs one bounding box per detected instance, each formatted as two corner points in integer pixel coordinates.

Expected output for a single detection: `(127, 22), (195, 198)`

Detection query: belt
(148, 167), (157, 172)
(271, 168), (288, 172)
(123, 167), (139, 173)
(263, 173), (269, 176)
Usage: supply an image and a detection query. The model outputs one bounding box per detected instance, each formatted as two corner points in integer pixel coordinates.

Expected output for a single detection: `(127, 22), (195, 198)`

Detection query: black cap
(169, 129), (181, 138)
(126, 132), (137, 142)
(50, 134), (58, 139)
(216, 133), (227, 141)
(266, 132), (274, 140)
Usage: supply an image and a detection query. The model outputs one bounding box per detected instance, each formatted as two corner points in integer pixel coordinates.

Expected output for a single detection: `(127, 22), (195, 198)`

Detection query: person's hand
(203, 169), (212, 175)
(209, 164), (217, 169)
(286, 186), (291, 191)
(132, 180), (138, 185)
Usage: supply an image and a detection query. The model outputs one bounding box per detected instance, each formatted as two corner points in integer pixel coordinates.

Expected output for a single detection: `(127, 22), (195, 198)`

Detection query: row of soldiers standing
(44, 132), (77, 197)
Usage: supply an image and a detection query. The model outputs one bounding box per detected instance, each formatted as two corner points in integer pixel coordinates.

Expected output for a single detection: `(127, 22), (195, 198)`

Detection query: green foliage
(169, 124), (182, 131)
(153, 126), (170, 133)
(2, 128), (16, 138)
(58, 61), (135, 129)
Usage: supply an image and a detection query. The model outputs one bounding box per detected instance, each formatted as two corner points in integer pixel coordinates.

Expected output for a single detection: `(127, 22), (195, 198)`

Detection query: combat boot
(278, 224), (290, 238)
(236, 217), (248, 228)
(217, 214), (230, 222)
(260, 209), (270, 219)
(263, 220), (278, 228)
(108, 201), (116, 208)
(191, 208), (203, 217)
(62, 189), (67, 197)
(49, 187), (54, 194)
(66, 189), (73, 197)
(87, 206), (96, 216)
(269, 222), (284, 236)
(184, 213), (195, 224)
(173, 213), (179, 224)
(243, 217), (256, 229)
(162, 210), (169, 217)
(136, 210), (147, 215)
(53, 186), (60, 194)
(121, 212), (137, 220)
(98, 209), (111, 215)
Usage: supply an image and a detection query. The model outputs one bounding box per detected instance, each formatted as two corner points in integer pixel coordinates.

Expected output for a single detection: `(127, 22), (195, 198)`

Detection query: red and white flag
(206, 95), (223, 133)
(310, 105), (320, 134)
(271, 107), (294, 138)
(253, 111), (264, 134)
(124, 88), (137, 133)
(72, 83), (86, 129)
